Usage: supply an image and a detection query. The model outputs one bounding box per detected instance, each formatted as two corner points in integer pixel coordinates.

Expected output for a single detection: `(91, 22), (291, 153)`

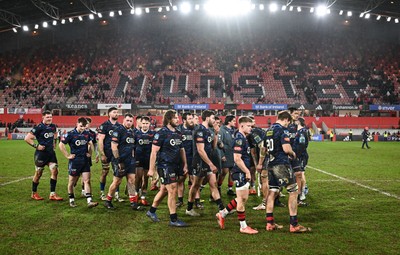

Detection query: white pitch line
(308, 166), (400, 200)
(0, 176), (33, 187)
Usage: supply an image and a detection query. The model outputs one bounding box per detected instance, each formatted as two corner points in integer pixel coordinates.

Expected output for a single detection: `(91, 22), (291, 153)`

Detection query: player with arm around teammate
(25, 110), (63, 201)
(146, 110), (188, 227)
(59, 117), (98, 208)
(216, 116), (258, 234)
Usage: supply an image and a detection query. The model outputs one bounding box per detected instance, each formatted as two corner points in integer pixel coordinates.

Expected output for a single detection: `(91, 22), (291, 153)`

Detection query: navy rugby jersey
(176, 124), (194, 162)
(61, 129), (92, 157)
(30, 123), (57, 151)
(265, 123), (291, 167)
(97, 120), (122, 151)
(292, 127), (309, 157)
(111, 125), (136, 159)
(287, 122), (298, 145)
(193, 124), (214, 162)
(232, 131), (251, 174)
(248, 127), (265, 152)
(88, 129), (97, 145)
(152, 126), (183, 166)
(135, 129), (156, 160)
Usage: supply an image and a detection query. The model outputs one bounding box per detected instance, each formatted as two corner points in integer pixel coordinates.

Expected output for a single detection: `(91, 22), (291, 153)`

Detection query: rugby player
(264, 111), (311, 233)
(292, 118), (309, 202)
(25, 110), (63, 201)
(216, 116), (258, 234)
(59, 117), (98, 208)
(97, 107), (124, 202)
(146, 110), (188, 227)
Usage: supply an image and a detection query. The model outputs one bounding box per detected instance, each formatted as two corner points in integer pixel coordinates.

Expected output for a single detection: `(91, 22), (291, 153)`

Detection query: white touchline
(0, 176), (33, 187)
(308, 166), (400, 200)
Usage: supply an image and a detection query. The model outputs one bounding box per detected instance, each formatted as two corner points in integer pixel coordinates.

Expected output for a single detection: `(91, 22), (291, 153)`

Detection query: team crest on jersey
(154, 133), (159, 139)
(113, 131), (118, 138)
(197, 132), (203, 137)
(236, 139), (243, 146)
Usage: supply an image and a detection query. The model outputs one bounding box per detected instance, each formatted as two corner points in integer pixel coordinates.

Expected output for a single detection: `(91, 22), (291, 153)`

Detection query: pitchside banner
(97, 104), (131, 110)
(252, 104), (287, 110)
(174, 104), (209, 110)
(0, 108), (4, 114)
(369, 105), (400, 111)
(9, 133), (27, 140)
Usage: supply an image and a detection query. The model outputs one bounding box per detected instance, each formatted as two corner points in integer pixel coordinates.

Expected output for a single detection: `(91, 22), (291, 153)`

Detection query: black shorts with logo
(34, 150), (58, 167)
(157, 164), (179, 185)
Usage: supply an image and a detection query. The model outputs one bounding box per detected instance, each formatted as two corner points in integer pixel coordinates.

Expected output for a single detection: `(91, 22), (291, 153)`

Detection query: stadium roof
(0, 0), (399, 33)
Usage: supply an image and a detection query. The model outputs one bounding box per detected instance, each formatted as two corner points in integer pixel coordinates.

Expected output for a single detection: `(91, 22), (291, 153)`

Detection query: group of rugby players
(25, 106), (311, 233)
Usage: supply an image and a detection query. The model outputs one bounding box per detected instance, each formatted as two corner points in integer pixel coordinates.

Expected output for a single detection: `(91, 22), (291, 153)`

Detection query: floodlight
(42, 21), (48, 28)
(98, 13), (102, 18)
(34, 24), (39, 29)
(347, 11), (352, 17)
(269, 3), (278, 12)
(89, 14), (94, 19)
(13, 27), (17, 33)
(23, 25), (29, 31)
(180, 2), (191, 14)
(109, 11), (114, 17)
(136, 8), (142, 15)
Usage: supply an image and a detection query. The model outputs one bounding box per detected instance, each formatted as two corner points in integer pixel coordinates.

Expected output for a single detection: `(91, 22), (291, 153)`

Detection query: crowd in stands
(0, 20), (399, 108)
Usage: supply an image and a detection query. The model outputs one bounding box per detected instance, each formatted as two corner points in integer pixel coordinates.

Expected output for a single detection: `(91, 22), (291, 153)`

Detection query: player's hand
(95, 154), (100, 163)
(221, 156), (226, 162)
(245, 172), (251, 181)
(256, 163), (263, 173)
(37, 145), (45, 151)
(86, 153), (91, 158)
(148, 169), (154, 177)
(291, 152), (296, 159)
(68, 154), (76, 159)
(101, 155), (107, 164)
(183, 165), (188, 175)
(210, 163), (218, 174)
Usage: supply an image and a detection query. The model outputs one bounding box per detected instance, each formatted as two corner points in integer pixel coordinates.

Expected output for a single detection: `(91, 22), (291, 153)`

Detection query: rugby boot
(176, 201), (184, 208)
(215, 212), (225, 229)
(249, 189), (257, 195)
(139, 198), (150, 206)
(266, 223), (283, 231)
(31, 193), (44, 200)
(253, 203), (265, 210)
(104, 200), (115, 210)
(146, 211), (160, 222)
(240, 226), (258, 234)
(290, 224), (312, 233)
(87, 201), (99, 208)
(131, 202), (144, 211)
(69, 201), (77, 208)
(185, 209), (200, 217)
(227, 189), (236, 196)
(49, 193), (63, 201)
(169, 219), (189, 227)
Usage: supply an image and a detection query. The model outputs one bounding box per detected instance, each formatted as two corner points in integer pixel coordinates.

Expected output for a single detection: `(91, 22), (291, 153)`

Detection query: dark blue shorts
(111, 157), (136, 178)
(157, 164), (179, 185)
(34, 150), (58, 167)
(68, 157), (90, 176)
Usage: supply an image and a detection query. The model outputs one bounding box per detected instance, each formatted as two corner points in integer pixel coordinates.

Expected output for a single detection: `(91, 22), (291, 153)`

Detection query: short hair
(77, 117), (88, 126)
(141, 116), (151, 122)
(108, 107), (118, 115)
(298, 117), (306, 127)
(224, 115), (235, 125)
(288, 107), (298, 114)
(238, 116), (253, 124)
(277, 111), (293, 121)
(163, 110), (177, 126)
(136, 115), (142, 121)
(201, 110), (215, 121)
(125, 113), (134, 118)
(42, 110), (52, 116)
(182, 112), (193, 121)
(214, 116), (220, 121)
(86, 117), (92, 123)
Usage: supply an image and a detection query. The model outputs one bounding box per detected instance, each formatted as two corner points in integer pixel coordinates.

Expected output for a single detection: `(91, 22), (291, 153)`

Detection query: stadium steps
(281, 77), (295, 98)
(114, 75), (129, 98)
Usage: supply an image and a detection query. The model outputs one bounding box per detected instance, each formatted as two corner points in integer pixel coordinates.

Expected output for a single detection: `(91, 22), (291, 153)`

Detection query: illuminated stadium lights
(34, 24), (39, 29)
(387, 17), (391, 21)
(316, 5), (328, 16)
(269, 3), (278, 12)
(327, 9), (331, 14)
(195, 4), (200, 10)
(297, 7), (301, 12)
(118, 10), (122, 16)
(109, 11), (114, 17)
(204, 0), (252, 17)
(166, 6), (170, 11)
(89, 14), (94, 19)
(347, 11), (352, 17)
(259, 4), (264, 11)
(172, 6), (178, 11)
(395, 18), (399, 23)
(310, 7), (314, 13)
(289, 6), (293, 11)
(339, 10), (343, 15)
(69, 17), (73, 23)
(281, 5), (287, 11)
(61, 19), (65, 24)
(145, 8), (150, 13)
(130, 9), (135, 14)
(158, 7), (162, 12)
(376, 15), (381, 20)
(251, 4), (256, 10)
(23, 25), (29, 31)
(136, 8), (142, 15)
(365, 13), (370, 19)
(53, 20), (57, 25)
(360, 12), (365, 18)
(180, 2), (191, 14)
(98, 13), (102, 18)
(12, 28), (17, 33)
(78, 16), (83, 21)
(42, 21), (48, 28)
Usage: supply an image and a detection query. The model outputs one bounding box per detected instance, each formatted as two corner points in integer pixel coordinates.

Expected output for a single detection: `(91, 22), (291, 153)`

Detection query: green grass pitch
(0, 140), (399, 255)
